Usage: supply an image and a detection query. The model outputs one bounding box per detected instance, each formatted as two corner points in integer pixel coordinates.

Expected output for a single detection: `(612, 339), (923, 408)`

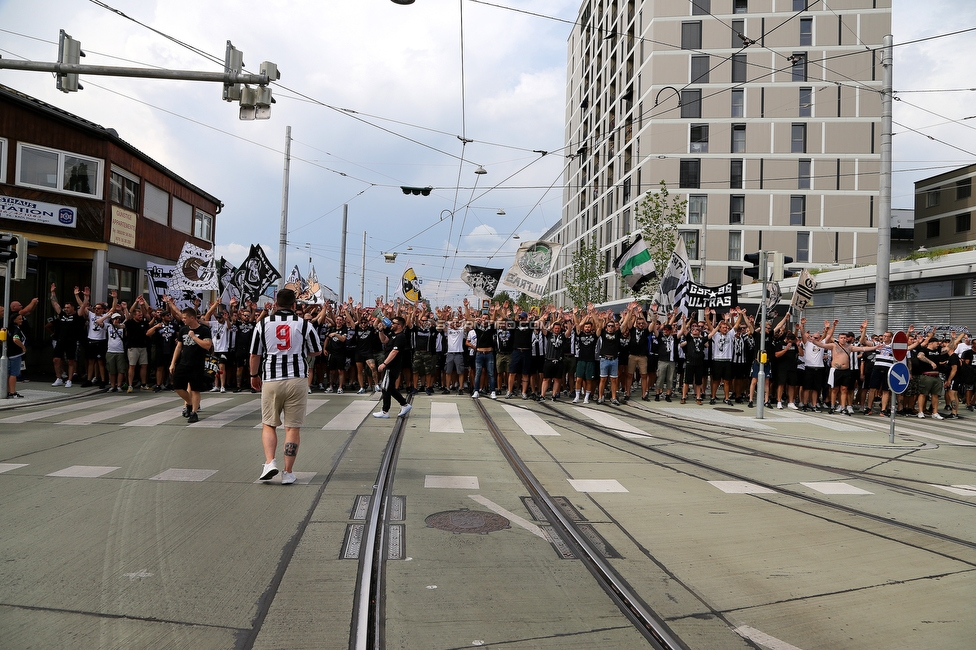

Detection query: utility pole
(339, 205), (348, 302)
(360, 232), (367, 305)
(278, 126), (292, 289)
(875, 34), (894, 332)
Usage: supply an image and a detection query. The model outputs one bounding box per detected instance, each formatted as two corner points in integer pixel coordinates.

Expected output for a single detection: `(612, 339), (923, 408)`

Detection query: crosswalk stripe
(190, 400), (262, 428)
(500, 403), (560, 436)
(430, 402), (463, 433)
(574, 407), (650, 438)
(59, 397), (173, 425)
(0, 395), (131, 424)
(124, 397), (232, 427)
(323, 400), (375, 430)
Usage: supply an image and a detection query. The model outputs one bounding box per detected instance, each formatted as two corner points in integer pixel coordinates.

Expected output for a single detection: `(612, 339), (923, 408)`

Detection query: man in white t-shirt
(205, 302), (232, 393)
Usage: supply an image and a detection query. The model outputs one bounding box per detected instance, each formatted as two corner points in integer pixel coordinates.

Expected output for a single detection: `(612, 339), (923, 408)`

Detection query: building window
(731, 88), (744, 117)
(793, 0), (809, 10)
(108, 265), (136, 306)
(681, 89), (702, 118)
(109, 168), (140, 211)
(194, 209), (214, 242)
(926, 220), (940, 239)
(728, 231), (742, 261)
(731, 54), (747, 83)
(791, 52), (807, 82)
(144, 182), (170, 225)
(16, 143), (103, 198)
(731, 20), (744, 48)
(692, 0), (710, 15)
(798, 159), (811, 189)
(799, 18), (813, 46)
(790, 195), (806, 226)
(172, 197), (192, 233)
(926, 190), (941, 207)
(957, 178), (972, 200)
(799, 87), (812, 117)
(0, 138), (7, 183)
(690, 124), (709, 153)
(682, 22), (702, 50)
(730, 159), (743, 189)
(691, 55), (710, 83)
(730, 195), (745, 224)
(957, 212), (971, 233)
(729, 267), (743, 285)
(733, 0), (748, 13)
(797, 231), (810, 263)
(791, 123), (807, 153)
(953, 278), (972, 297)
(688, 195), (707, 224)
(731, 124), (746, 153)
(680, 159), (701, 189)
(680, 231), (699, 259)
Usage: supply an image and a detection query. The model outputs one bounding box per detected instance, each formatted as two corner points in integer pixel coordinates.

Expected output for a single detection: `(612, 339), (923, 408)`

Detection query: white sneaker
(490, 391), (497, 399)
(777, 402), (783, 409)
(788, 402), (799, 410)
(373, 411), (390, 418)
(259, 460), (279, 481)
(281, 471), (296, 485)
(220, 386), (226, 393)
(357, 388), (365, 395)
(917, 412), (925, 419)
(847, 405), (854, 414)
(472, 390), (480, 399)
(932, 412), (944, 420)
(572, 394), (580, 403)
(337, 388), (343, 394)
(398, 403), (412, 417)
(307, 387), (312, 394)
(64, 380), (72, 388)
(583, 394), (590, 404)
(374, 385), (381, 393)
(210, 386), (220, 392)
(52, 379), (64, 387)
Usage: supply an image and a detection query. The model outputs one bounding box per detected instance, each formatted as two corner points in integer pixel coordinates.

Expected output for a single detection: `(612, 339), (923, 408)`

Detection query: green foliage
(566, 240), (606, 307)
(633, 181), (686, 299)
(490, 290), (515, 305)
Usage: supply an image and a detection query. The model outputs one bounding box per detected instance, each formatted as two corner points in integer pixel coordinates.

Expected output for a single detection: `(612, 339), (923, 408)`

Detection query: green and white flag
(614, 234), (657, 292)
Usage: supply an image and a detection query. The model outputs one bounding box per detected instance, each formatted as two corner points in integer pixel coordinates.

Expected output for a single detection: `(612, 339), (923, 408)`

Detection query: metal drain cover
(714, 407), (742, 412)
(425, 508), (510, 535)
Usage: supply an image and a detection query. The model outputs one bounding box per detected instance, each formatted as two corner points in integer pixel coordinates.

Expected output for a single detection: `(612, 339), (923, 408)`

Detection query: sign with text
(109, 205), (137, 248)
(0, 194), (77, 228)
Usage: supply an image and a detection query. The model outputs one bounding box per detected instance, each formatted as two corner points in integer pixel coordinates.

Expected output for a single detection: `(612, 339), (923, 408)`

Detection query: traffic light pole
(0, 59), (273, 86)
(1, 260), (11, 399)
(756, 251), (768, 419)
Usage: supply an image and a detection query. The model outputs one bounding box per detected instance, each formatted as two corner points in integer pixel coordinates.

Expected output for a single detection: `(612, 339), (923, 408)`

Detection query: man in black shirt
(539, 314), (569, 401)
(49, 283), (86, 387)
(169, 303), (213, 423)
(508, 311), (535, 399)
(124, 296), (154, 392)
(572, 316), (598, 404)
(596, 316), (622, 405)
(373, 316), (412, 418)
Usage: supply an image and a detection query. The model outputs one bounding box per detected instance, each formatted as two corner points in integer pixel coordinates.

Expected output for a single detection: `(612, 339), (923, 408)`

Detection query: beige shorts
(261, 376), (309, 428)
(628, 355), (648, 376)
(126, 347), (149, 366)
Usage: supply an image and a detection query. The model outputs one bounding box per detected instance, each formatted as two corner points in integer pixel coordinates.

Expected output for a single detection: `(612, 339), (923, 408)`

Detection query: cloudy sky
(2, 0), (975, 303)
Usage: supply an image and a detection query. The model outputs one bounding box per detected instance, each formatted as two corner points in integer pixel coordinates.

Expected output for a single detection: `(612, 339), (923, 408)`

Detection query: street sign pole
(887, 356), (910, 444)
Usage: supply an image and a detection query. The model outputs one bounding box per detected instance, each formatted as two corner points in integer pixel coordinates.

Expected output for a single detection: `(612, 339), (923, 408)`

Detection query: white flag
(652, 238), (690, 316)
(502, 240), (562, 300)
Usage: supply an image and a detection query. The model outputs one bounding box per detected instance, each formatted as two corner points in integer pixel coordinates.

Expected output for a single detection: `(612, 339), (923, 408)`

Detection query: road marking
(895, 429), (976, 446)
(149, 468), (218, 482)
(122, 569), (154, 581)
(425, 475), (479, 489)
(430, 402), (464, 432)
(59, 396), (173, 425)
(468, 495), (546, 539)
(734, 625), (804, 650)
(47, 465), (120, 478)
(190, 399), (262, 428)
(800, 481), (873, 495)
(654, 407), (775, 430)
(323, 400), (375, 430)
(568, 479), (628, 493)
(123, 397), (232, 427)
(0, 463), (28, 473)
(500, 404), (560, 436)
(573, 407), (651, 438)
(932, 484), (976, 496)
(709, 481), (777, 494)
(0, 395), (131, 424)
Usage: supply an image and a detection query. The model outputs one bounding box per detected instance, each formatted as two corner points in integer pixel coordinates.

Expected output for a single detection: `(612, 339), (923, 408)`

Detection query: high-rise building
(552, 0), (891, 304)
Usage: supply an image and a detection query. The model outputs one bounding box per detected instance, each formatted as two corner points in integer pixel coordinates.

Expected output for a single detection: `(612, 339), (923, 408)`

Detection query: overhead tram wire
(892, 121), (976, 159)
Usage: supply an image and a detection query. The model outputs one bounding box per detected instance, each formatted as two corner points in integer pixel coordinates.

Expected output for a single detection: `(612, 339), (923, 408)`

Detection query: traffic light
(12, 235), (29, 280)
(56, 29), (84, 93)
(772, 253), (795, 281)
(400, 186), (433, 196)
(0, 233), (17, 265)
(222, 41), (244, 102)
(743, 252), (762, 280)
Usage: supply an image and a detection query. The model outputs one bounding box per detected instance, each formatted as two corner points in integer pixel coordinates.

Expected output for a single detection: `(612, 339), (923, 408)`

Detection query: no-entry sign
(892, 330), (908, 362)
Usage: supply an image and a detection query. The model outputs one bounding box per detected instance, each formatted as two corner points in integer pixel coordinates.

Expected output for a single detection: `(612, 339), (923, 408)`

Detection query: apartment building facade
(552, 0), (891, 305)
(914, 163), (976, 250)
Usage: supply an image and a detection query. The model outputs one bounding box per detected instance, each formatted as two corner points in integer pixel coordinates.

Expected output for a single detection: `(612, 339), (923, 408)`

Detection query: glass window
(953, 278), (971, 297)
(728, 230), (742, 261)
(926, 190), (941, 207)
(692, 0), (710, 15)
(793, 0), (809, 10)
(730, 159), (743, 189)
(799, 87), (812, 117)
(791, 123), (807, 153)
(730, 195), (745, 224)
(731, 88), (744, 117)
(18, 146), (60, 190)
(681, 89), (702, 118)
(926, 219), (940, 239)
(109, 168), (140, 211)
(680, 231), (699, 259)
(691, 55), (710, 83)
(194, 209), (214, 242)
(728, 267), (743, 285)
(957, 178), (972, 200)
(791, 52), (807, 82)
(798, 159), (811, 189)
(0, 138), (7, 184)
(732, 124), (746, 153)
(680, 159), (701, 189)
(732, 20), (745, 48)
(682, 22), (702, 50)
(17, 143), (102, 198)
(690, 124), (709, 153)
(688, 195), (707, 224)
(732, 54), (747, 83)
(733, 0), (748, 13)
(957, 212), (971, 233)
(799, 18), (813, 46)
(797, 232), (810, 263)
(790, 195), (806, 225)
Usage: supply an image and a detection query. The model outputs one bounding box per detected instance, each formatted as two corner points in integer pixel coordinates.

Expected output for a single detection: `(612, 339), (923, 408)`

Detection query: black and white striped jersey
(250, 310), (322, 381)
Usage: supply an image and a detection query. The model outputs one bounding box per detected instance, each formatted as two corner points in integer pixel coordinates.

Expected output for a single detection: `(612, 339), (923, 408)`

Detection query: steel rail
(473, 399), (689, 650)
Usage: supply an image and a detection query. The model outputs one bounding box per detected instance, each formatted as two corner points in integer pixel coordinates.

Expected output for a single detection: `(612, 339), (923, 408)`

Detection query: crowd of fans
(3, 289), (972, 422)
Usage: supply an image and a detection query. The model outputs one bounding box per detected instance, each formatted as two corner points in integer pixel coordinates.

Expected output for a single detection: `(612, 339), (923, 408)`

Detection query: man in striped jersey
(250, 289), (322, 485)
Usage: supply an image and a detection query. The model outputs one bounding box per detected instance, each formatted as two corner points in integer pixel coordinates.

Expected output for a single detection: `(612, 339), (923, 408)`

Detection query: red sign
(892, 330), (909, 361)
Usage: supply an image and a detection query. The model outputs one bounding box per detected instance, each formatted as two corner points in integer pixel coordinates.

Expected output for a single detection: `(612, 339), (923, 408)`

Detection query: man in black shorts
(168, 302), (213, 423)
(49, 283), (87, 387)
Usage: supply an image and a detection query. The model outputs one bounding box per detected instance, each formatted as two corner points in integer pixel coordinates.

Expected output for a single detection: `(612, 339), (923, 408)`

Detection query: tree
(633, 180), (687, 300)
(566, 240), (606, 307)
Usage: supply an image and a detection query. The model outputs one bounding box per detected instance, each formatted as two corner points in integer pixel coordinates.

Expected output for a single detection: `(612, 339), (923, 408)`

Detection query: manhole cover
(425, 509), (510, 535)
(714, 407), (742, 412)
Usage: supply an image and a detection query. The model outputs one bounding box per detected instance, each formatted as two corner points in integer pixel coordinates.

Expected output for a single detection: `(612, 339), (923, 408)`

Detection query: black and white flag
(172, 242), (218, 292)
(461, 264), (504, 299)
(231, 244), (281, 304)
(685, 280), (738, 309)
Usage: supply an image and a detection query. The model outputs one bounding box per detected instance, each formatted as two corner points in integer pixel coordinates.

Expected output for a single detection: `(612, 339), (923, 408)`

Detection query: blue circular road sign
(888, 361), (910, 395)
